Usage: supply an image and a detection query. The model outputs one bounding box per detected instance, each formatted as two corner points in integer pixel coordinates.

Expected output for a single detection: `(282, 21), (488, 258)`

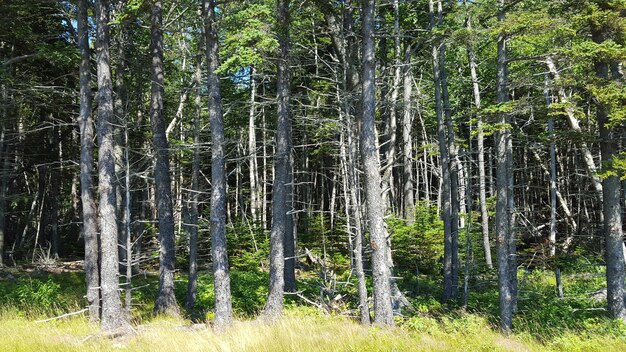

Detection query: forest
(0, 0), (626, 350)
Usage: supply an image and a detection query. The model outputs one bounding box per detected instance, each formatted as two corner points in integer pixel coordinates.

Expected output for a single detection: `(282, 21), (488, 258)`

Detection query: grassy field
(0, 265), (625, 351)
(1, 310), (625, 351)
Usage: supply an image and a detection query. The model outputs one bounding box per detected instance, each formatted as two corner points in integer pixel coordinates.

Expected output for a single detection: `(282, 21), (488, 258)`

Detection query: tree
(589, 1), (626, 321)
(262, 0), (293, 320)
(204, 0), (233, 329)
(361, 0), (393, 326)
(95, 0), (129, 332)
(150, 0), (180, 317)
(185, 27), (204, 315)
(495, 0), (515, 334)
(77, 0), (100, 323)
(464, 0), (492, 269)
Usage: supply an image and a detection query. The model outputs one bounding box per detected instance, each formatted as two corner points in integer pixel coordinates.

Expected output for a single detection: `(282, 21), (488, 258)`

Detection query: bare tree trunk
(185, 36), (203, 314)
(401, 40), (414, 223)
(262, 0), (293, 320)
(362, 0), (393, 326)
(77, 0), (100, 308)
(381, 0), (401, 212)
(495, 0), (514, 334)
(465, 2), (492, 269)
(530, 149), (578, 235)
(48, 128), (60, 259)
(545, 57), (603, 195)
(150, 0), (180, 317)
(0, 115), (6, 267)
(204, 0), (233, 329)
(249, 67), (261, 225)
(123, 126), (132, 315)
(593, 47), (626, 320)
(95, 0), (129, 332)
(429, 0), (454, 303)
(438, 0), (459, 301)
(544, 78), (557, 257)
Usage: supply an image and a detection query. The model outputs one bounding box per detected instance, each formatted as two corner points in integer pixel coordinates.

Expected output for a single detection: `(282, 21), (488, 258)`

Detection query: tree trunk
(544, 79), (557, 257)
(262, 0), (293, 320)
(95, 0), (129, 332)
(150, 0), (180, 317)
(465, 3), (493, 269)
(545, 57), (603, 195)
(249, 67), (261, 225)
(362, 0), (393, 326)
(495, 0), (514, 334)
(381, 0), (401, 212)
(429, 0), (454, 303)
(401, 36), (414, 224)
(593, 48), (626, 320)
(185, 34), (204, 314)
(438, 0), (460, 301)
(0, 85), (8, 266)
(204, 0), (233, 329)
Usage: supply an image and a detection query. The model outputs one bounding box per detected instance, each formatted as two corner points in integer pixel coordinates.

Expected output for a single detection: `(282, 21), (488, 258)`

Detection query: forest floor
(0, 263), (625, 351)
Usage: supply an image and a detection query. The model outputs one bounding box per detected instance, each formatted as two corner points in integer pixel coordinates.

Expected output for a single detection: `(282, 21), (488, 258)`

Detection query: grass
(1, 309), (623, 351)
(0, 266), (625, 351)
(0, 311), (540, 351)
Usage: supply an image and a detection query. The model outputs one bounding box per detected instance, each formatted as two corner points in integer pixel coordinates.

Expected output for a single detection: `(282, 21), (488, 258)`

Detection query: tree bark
(249, 67), (261, 225)
(438, 0), (460, 301)
(362, 0), (393, 326)
(593, 35), (626, 319)
(0, 82), (8, 266)
(262, 0), (293, 320)
(429, 0), (455, 303)
(495, 0), (514, 334)
(544, 79), (557, 257)
(465, 3), (493, 269)
(204, 0), (233, 329)
(402, 43), (415, 223)
(185, 34), (204, 314)
(96, 0), (129, 332)
(151, 0), (180, 317)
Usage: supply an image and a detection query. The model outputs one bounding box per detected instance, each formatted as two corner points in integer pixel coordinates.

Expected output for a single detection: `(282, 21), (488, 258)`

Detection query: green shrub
(7, 277), (64, 313)
(389, 202), (444, 275)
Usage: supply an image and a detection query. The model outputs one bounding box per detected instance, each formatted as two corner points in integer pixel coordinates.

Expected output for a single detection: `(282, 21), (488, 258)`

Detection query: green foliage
(219, 3), (278, 74)
(10, 277), (61, 309)
(389, 203), (444, 275)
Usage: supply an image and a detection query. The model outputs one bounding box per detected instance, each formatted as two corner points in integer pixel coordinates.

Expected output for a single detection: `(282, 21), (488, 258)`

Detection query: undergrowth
(0, 266), (624, 351)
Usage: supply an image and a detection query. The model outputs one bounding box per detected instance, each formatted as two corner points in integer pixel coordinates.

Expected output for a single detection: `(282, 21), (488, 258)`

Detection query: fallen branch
(35, 308), (88, 323)
(296, 293), (328, 313)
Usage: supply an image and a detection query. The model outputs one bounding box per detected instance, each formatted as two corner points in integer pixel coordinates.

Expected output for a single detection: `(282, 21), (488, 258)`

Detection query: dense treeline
(0, 0), (625, 334)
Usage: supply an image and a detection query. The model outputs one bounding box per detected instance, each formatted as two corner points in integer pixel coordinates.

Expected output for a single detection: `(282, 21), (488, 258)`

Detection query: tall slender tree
(262, 0), (293, 320)
(185, 31), (204, 314)
(204, 0), (233, 329)
(495, 0), (515, 334)
(362, 0), (393, 326)
(150, 0), (180, 317)
(464, 0), (493, 269)
(78, 0), (100, 323)
(95, 0), (129, 332)
(591, 3), (626, 321)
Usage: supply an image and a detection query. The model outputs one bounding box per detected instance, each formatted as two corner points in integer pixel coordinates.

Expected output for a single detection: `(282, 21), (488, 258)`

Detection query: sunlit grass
(1, 269), (625, 351)
(3, 309), (622, 352)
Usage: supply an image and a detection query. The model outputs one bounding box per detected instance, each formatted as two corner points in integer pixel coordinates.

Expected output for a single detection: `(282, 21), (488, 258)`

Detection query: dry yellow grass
(0, 312), (622, 351)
